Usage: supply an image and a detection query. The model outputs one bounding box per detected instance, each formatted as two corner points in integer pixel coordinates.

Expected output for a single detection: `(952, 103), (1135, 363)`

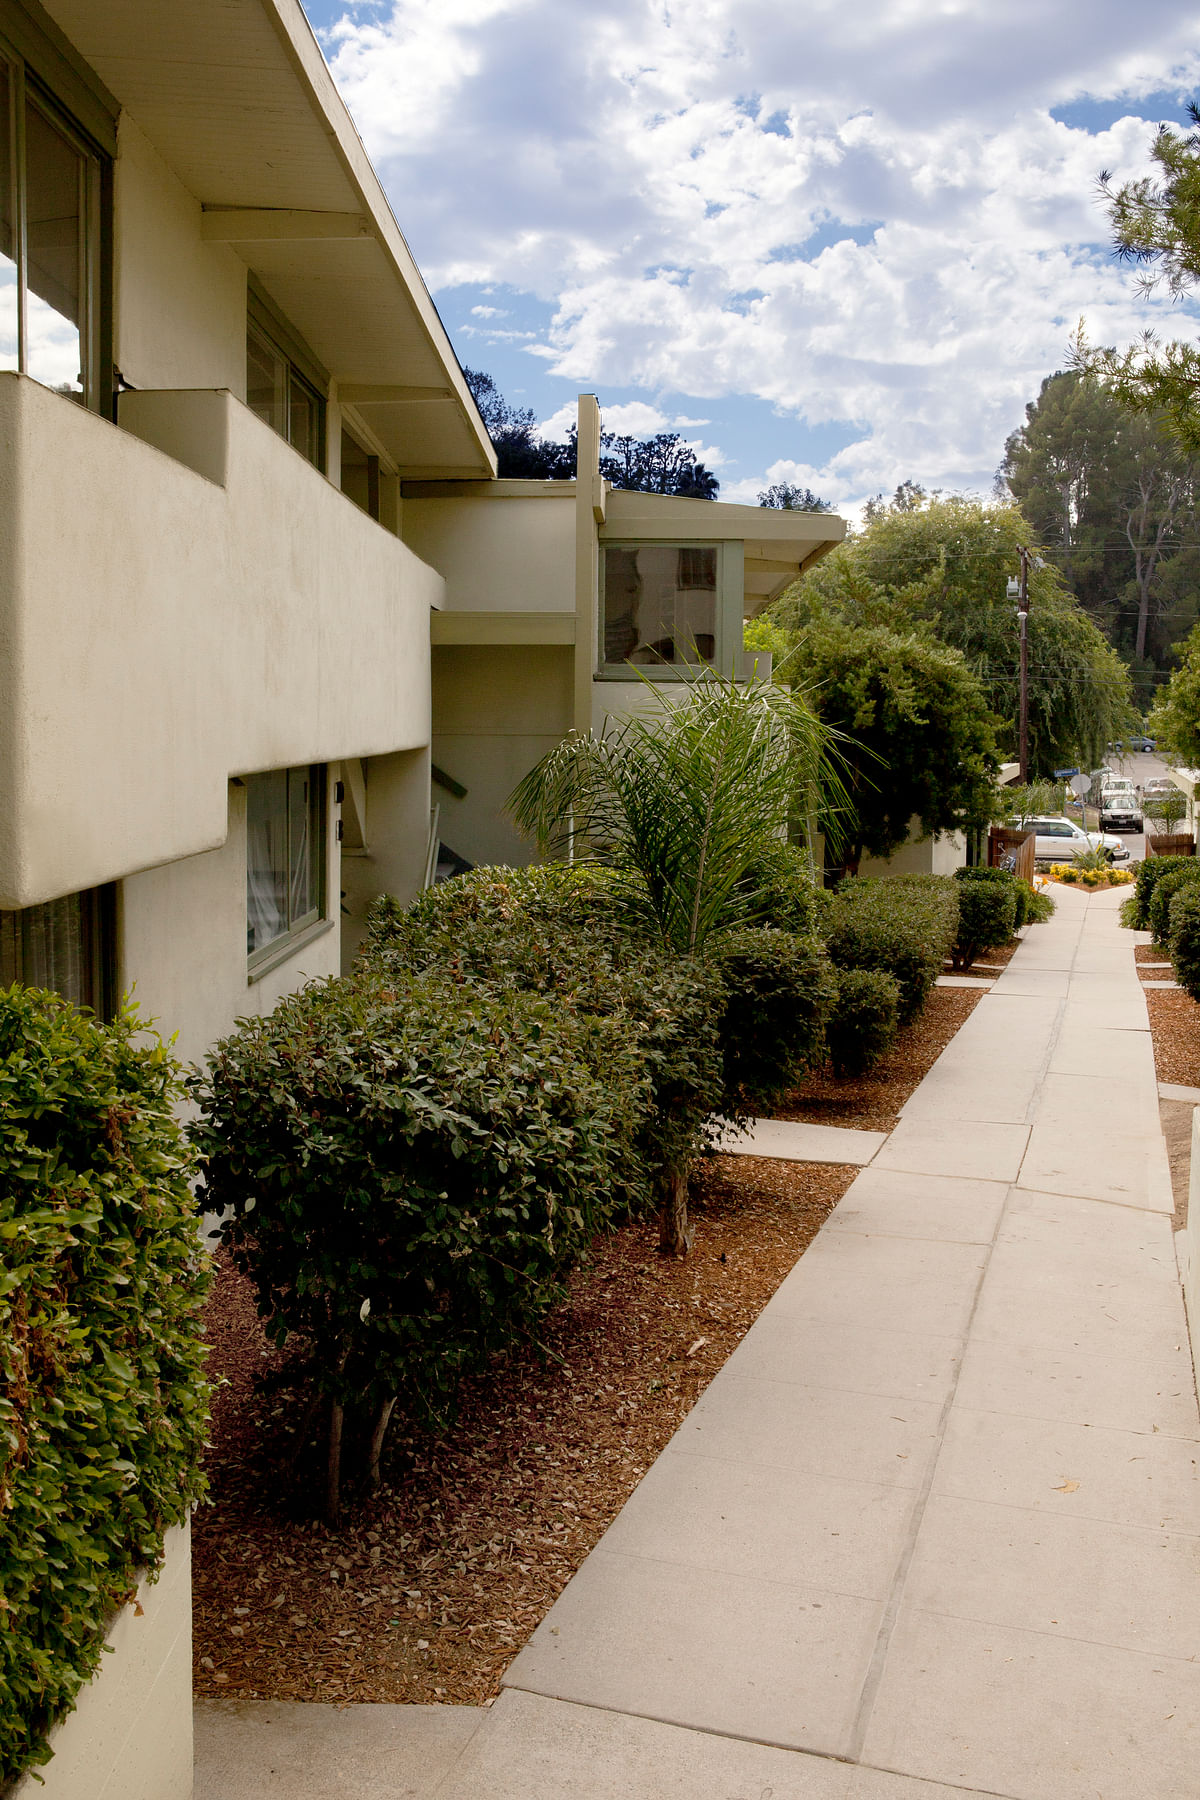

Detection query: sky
(300, 0), (1200, 513)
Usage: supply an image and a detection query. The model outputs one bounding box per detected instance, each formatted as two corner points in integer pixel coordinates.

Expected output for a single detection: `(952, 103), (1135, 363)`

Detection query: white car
(1017, 815), (1130, 862)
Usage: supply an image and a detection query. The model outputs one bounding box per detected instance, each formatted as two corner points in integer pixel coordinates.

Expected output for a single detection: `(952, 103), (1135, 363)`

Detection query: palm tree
(509, 673), (851, 1255)
(509, 672), (848, 955)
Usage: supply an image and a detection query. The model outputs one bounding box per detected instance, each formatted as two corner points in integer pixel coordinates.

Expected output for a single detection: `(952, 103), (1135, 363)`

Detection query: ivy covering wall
(0, 987), (211, 1788)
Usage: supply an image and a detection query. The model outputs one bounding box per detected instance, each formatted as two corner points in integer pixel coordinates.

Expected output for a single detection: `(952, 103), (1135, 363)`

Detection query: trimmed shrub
(1133, 854), (1195, 930)
(1148, 862), (1200, 945)
(1169, 882), (1200, 1002)
(190, 964), (680, 1512)
(742, 841), (829, 937)
(955, 864), (1027, 931)
(825, 878), (958, 1024)
(706, 926), (836, 1113)
(952, 877), (1017, 969)
(0, 988), (211, 1789)
(825, 966), (901, 1076)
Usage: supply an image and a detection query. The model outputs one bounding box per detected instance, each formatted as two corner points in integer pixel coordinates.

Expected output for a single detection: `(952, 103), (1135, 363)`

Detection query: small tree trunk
(367, 1396), (396, 1491)
(658, 1161), (694, 1257)
(326, 1399), (345, 1526)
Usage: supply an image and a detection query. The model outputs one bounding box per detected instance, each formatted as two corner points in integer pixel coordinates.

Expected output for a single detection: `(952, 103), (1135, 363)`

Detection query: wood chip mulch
(768, 984), (985, 1132)
(191, 1154), (857, 1706)
(1146, 989), (1200, 1091)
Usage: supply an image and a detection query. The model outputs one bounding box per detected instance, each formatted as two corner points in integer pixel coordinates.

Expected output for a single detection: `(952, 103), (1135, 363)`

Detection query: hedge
(824, 878), (958, 1024)
(1148, 862), (1200, 945)
(706, 926), (835, 1113)
(955, 864), (1027, 930)
(951, 873), (1017, 969)
(825, 967), (901, 1076)
(1133, 854), (1195, 930)
(0, 988), (211, 1788)
(1169, 883), (1200, 1002)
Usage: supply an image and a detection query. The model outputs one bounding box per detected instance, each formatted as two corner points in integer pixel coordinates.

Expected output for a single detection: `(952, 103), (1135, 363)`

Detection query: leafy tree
(600, 432), (719, 498)
(1001, 370), (1199, 678)
(462, 367), (575, 478)
(772, 493), (1136, 772)
(1074, 110), (1200, 454)
(759, 482), (832, 511)
(1149, 622), (1200, 765)
(771, 618), (1000, 876)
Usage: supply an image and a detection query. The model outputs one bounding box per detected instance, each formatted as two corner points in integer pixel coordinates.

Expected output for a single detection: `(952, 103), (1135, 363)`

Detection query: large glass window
(1, 886), (114, 1015)
(0, 37), (106, 407)
(602, 544), (719, 672)
(246, 765), (326, 965)
(246, 294), (326, 471)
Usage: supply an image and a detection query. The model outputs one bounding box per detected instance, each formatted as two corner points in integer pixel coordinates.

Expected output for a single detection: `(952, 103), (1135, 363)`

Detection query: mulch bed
(1146, 989), (1200, 1090)
(192, 1154), (857, 1706)
(768, 984), (985, 1132)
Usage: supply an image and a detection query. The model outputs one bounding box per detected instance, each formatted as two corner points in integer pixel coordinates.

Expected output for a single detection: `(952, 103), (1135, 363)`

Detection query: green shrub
(825, 966), (901, 1076)
(190, 963), (682, 1513)
(1133, 854), (1195, 930)
(955, 864), (1031, 931)
(706, 927), (836, 1112)
(0, 989), (211, 1788)
(952, 876), (1018, 969)
(742, 841), (828, 937)
(1169, 883), (1200, 1001)
(1148, 862), (1200, 945)
(825, 878), (958, 1024)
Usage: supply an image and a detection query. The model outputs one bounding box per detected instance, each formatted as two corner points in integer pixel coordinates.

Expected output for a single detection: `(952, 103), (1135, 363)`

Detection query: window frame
(245, 763), (330, 981)
(596, 538), (743, 681)
(0, 5), (113, 413)
(246, 278), (328, 472)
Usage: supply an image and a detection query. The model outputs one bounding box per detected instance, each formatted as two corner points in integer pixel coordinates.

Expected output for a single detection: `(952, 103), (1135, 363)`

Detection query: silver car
(1017, 815), (1130, 862)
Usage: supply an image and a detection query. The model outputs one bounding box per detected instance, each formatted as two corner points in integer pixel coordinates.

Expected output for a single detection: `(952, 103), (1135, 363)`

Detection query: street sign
(1070, 773), (1091, 798)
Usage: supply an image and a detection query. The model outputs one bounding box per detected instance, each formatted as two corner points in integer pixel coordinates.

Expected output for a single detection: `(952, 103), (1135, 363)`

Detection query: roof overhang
(40, 0), (496, 478)
(599, 490), (846, 614)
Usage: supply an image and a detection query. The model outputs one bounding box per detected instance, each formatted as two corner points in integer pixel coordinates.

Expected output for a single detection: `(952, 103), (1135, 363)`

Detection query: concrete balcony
(0, 373), (441, 909)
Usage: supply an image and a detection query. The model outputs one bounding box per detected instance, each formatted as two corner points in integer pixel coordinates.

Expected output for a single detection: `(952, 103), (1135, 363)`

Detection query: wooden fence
(987, 826), (1036, 885)
(1146, 833), (1195, 859)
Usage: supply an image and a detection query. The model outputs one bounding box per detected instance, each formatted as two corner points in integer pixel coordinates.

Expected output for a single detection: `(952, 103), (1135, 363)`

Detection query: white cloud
(320, 0), (1200, 506)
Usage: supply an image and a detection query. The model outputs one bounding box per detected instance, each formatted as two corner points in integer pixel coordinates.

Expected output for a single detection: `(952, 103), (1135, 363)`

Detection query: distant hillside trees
(999, 370), (1200, 698)
(463, 369), (719, 497)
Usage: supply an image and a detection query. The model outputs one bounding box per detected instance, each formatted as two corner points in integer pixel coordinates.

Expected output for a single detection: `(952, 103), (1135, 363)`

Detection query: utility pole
(1010, 548), (1031, 784)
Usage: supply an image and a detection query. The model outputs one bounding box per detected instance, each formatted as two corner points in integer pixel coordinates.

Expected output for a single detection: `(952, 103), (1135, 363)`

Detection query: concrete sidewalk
(198, 886), (1200, 1799)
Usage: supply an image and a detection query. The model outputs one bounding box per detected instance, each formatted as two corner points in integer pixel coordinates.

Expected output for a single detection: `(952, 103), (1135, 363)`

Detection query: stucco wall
(0, 376), (440, 910)
(10, 1526), (193, 1800)
(858, 823), (967, 879)
(403, 492), (575, 614)
(431, 645), (572, 869)
(113, 115), (247, 395)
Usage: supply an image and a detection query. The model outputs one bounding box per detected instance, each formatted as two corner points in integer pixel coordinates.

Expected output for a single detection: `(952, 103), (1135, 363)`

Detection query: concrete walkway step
(714, 1116), (888, 1164)
(935, 973), (994, 988)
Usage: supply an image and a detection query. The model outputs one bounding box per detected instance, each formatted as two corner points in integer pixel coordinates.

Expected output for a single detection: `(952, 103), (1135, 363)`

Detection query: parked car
(1099, 792), (1143, 831)
(1144, 777), (1176, 797)
(1126, 734), (1157, 753)
(1016, 816), (1131, 862)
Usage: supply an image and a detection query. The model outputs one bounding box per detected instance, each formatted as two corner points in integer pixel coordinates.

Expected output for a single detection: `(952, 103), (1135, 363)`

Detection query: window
(0, 885), (115, 1016)
(246, 284), (326, 471)
(246, 765), (327, 968)
(0, 18), (111, 409)
(601, 543), (722, 674)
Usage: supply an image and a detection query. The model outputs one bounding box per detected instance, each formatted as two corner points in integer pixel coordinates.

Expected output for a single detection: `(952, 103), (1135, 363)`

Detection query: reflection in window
(246, 312), (325, 470)
(0, 63), (16, 371)
(246, 766), (325, 961)
(0, 48), (102, 404)
(0, 887), (114, 1015)
(603, 544), (718, 668)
